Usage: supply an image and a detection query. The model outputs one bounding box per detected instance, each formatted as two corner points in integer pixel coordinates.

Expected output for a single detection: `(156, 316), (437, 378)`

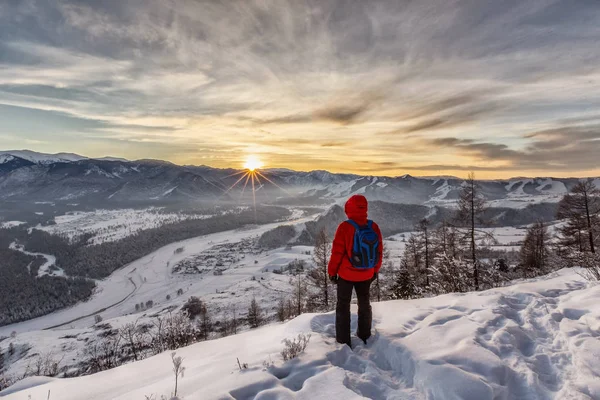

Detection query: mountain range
(1, 150), (597, 207)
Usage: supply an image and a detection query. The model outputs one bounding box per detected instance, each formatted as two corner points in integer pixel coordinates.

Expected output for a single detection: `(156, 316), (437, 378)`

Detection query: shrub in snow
(164, 311), (200, 350)
(0, 374), (15, 391)
(174, 247), (185, 254)
(281, 333), (311, 362)
(429, 255), (471, 295)
(171, 352), (185, 398)
(84, 335), (123, 373)
(94, 314), (103, 324)
(181, 296), (204, 319)
(572, 252), (600, 281)
(119, 321), (147, 362)
(33, 351), (62, 377)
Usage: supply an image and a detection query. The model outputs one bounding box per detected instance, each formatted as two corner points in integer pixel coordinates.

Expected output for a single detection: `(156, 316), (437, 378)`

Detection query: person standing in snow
(328, 195), (383, 348)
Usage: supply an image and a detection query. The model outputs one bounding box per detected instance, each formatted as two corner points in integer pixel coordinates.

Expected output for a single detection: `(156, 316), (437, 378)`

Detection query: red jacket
(328, 195), (383, 282)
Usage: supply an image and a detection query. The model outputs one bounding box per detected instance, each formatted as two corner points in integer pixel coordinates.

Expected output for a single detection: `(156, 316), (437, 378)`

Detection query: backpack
(346, 219), (380, 269)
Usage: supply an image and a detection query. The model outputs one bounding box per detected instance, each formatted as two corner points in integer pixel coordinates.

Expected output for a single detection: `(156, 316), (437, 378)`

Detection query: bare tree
(230, 304), (238, 335)
(308, 229), (333, 310)
(198, 303), (212, 341)
(415, 219), (432, 287)
(433, 220), (459, 259)
(456, 172), (487, 290)
(33, 351), (63, 377)
(557, 179), (600, 254)
(119, 321), (147, 361)
(150, 315), (166, 355)
(290, 272), (308, 316)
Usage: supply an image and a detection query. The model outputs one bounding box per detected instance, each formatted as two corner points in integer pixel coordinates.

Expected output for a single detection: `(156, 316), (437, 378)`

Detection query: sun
(243, 155), (263, 172)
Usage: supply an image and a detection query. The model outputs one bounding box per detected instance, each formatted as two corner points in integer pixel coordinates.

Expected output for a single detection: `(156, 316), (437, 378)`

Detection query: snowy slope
(3, 269), (599, 400)
(34, 208), (219, 245)
(0, 155), (15, 164)
(0, 212), (319, 336)
(0, 150), (86, 164)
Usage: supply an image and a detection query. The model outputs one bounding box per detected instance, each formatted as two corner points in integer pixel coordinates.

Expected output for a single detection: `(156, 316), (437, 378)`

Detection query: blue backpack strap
(346, 220), (361, 254)
(367, 220), (373, 229)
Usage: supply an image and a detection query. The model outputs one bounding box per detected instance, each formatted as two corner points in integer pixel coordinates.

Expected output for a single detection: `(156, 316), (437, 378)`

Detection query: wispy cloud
(0, 0), (599, 176)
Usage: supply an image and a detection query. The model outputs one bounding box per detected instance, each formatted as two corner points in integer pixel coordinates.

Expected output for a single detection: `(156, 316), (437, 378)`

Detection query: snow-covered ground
(33, 208), (222, 245)
(0, 212), (318, 336)
(0, 221), (26, 229)
(3, 268), (599, 400)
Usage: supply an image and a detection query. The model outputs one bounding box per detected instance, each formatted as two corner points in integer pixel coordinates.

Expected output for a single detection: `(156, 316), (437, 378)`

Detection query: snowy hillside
(0, 150), (87, 164)
(3, 269), (598, 400)
(0, 212), (317, 335)
(0, 149), (597, 206)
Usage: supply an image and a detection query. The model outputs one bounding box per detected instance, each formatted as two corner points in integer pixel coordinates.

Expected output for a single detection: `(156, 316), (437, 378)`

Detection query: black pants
(336, 278), (372, 347)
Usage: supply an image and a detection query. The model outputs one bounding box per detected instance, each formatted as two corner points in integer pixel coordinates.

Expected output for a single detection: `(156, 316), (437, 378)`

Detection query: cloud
(1, 0), (600, 176)
(423, 124), (600, 172)
(313, 104), (368, 124)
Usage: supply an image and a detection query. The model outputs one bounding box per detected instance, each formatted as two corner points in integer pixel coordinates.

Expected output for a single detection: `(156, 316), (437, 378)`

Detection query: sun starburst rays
(219, 156), (288, 222)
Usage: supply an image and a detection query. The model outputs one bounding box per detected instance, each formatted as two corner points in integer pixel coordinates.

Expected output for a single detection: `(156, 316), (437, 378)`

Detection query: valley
(0, 151), (599, 399)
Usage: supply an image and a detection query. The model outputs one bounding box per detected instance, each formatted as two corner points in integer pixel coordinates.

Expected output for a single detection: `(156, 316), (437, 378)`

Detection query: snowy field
(3, 269), (599, 400)
(0, 212), (319, 337)
(33, 208), (230, 245)
(0, 221), (26, 229)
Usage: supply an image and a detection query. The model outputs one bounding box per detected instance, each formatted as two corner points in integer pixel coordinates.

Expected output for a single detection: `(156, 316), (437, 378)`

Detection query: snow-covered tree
(429, 255), (471, 294)
(520, 221), (551, 278)
(557, 179), (600, 255)
(387, 265), (418, 299)
(247, 297), (263, 329)
(456, 172), (487, 290)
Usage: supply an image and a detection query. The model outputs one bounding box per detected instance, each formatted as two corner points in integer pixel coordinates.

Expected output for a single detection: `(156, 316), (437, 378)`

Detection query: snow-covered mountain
(0, 150), (87, 164)
(0, 150), (594, 206)
(3, 269), (598, 400)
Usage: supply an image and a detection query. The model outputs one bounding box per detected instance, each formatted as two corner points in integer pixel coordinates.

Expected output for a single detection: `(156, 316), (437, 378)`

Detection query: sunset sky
(1, 0), (599, 178)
